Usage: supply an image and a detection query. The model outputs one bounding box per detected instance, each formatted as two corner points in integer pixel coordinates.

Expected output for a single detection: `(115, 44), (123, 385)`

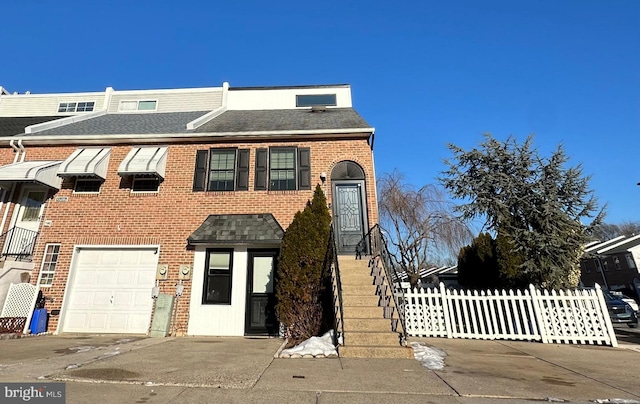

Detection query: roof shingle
(188, 214), (285, 244)
(0, 116), (66, 137)
(195, 108), (371, 133)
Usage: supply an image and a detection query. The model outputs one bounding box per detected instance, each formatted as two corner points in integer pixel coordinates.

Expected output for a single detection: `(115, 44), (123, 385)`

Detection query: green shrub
(276, 185), (331, 344)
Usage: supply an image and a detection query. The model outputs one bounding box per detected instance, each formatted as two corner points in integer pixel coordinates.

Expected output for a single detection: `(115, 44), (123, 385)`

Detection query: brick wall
(0, 137), (378, 333)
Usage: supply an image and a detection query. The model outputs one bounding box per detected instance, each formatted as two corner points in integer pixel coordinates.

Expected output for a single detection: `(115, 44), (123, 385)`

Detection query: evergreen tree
(457, 232), (500, 289)
(441, 134), (603, 289)
(275, 185), (331, 343)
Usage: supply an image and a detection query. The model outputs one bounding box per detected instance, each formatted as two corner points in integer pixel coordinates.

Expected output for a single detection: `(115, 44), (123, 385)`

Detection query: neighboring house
(580, 234), (640, 299)
(0, 88), (108, 309)
(0, 82), (377, 337)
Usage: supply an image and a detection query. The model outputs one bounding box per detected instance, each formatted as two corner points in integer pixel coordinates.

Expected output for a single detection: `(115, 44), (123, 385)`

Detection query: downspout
(17, 139), (25, 162)
(0, 140), (21, 236)
(11, 139), (20, 163)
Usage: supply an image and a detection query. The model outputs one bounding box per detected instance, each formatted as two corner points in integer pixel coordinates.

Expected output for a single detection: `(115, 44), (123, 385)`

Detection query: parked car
(603, 291), (638, 328)
(610, 291), (639, 312)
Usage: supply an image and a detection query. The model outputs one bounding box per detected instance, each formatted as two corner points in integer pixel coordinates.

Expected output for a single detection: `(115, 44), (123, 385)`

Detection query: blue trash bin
(30, 308), (48, 334)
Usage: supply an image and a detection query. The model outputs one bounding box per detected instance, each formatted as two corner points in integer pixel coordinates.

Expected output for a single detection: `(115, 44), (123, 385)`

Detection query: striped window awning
(118, 146), (168, 179)
(58, 147), (111, 180)
(0, 161), (63, 189)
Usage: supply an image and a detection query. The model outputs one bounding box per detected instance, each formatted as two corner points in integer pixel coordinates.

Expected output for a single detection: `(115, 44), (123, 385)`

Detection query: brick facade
(2, 136), (377, 333)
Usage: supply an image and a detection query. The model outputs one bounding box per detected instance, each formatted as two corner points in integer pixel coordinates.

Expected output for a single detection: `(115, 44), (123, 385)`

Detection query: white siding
(187, 246), (248, 336)
(108, 89), (223, 113)
(0, 93), (106, 117)
(226, 86), (353, 110)
(630, 245), (640, 271)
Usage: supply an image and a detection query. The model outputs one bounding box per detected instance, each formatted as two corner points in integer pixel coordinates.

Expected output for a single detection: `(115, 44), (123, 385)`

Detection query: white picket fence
(398, 282), (618, 347)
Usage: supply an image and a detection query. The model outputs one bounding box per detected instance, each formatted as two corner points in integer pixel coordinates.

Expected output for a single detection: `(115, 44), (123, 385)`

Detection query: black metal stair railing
(0, 226), (39, 261)
(323, 224), (345, 346)
(362, 224), (408, 345)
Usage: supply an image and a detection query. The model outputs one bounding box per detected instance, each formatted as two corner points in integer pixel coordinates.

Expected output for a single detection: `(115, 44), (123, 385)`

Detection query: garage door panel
(63, 247), (158, 334)
(68, 291), (91, 306)
(108, 313), (128, 330)
(97, 271), (116, 286)
(74, 271), (100, 287)
(89, 313), (109, 330)
(133, 291), (150, 306)
(64, 313), (88, 331)
(92, 291), (113, 308)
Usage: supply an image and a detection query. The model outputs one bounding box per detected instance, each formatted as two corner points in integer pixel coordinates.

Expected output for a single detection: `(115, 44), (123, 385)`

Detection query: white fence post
(439, 282), (452, 338)
(595, 283), (618, 347)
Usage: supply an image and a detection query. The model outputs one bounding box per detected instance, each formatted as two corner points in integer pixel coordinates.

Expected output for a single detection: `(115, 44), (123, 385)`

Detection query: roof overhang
(0, 127), (375, 146)
(0, 161), (63, 190)
(58, 147), (111, 179)
(118, 146), (168, 179)
(188, 214), (284, 245)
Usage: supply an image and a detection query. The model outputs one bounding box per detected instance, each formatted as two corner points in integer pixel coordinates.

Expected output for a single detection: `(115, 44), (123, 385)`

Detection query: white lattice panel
(398, 282), (616, 346)
(1, 283), (39, 317)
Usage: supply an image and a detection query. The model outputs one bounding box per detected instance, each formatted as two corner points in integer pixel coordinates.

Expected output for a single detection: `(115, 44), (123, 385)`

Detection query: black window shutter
(193, 150), (209, 191)
(254, 148), (268, 190)
(298, 147), (311, 190)
(236, 149), (250, 191)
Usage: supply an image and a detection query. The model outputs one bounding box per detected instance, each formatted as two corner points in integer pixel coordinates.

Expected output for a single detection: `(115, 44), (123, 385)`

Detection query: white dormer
(225, 84), (353, 111)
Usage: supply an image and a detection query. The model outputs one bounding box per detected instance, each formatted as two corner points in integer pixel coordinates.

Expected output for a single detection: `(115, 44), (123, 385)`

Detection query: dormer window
(119, 100), (157, 112)
(58, 101), (95, 113)
(296, 94), (336, 108)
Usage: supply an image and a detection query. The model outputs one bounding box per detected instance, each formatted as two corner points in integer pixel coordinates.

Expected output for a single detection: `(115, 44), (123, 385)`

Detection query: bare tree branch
(378, 170), (472, 285)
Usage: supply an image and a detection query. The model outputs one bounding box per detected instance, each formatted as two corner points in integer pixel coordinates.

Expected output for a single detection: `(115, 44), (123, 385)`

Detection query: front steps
(337, 255), (413, 359)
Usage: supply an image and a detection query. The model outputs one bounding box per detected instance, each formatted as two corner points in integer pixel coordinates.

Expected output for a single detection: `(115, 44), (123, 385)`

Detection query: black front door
(245, 249), (278, 335)
(334, 183), (365, 254)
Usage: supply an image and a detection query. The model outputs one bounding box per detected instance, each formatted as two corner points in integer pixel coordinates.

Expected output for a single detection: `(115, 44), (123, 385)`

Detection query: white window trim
(76, 101), (96, 112)
(72, 178), (103, 195)
(57, 101), (96, 113)
(626, 253), (636, 269)
(37, 244), (61, 287)
(118, 99), (158, 112)
(131, 176), (161, 194)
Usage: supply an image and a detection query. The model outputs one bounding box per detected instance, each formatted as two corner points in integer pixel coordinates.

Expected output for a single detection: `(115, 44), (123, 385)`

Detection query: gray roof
(195, 108), (371, 133)
(30, 111), (209, 136)
(603, 237), (640, 255)
(0, 116), (66, 136)
(188, 214), (284, 245)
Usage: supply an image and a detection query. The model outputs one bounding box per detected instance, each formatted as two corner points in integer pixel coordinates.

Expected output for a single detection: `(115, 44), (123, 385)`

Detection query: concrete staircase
(337, 255), (413, 359)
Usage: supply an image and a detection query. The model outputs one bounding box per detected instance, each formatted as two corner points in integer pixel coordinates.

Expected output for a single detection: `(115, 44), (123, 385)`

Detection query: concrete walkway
(1, 334), (639, 403)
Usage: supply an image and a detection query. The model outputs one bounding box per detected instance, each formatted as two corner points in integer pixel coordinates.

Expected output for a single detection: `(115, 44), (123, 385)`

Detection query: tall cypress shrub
(276, 185), (331, 344)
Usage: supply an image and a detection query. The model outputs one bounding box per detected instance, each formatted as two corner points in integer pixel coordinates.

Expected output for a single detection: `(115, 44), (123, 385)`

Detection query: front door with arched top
(331, 161), (369, 255)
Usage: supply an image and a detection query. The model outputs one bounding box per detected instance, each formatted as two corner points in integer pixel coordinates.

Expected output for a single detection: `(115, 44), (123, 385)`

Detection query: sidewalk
(1, 334), (639, 403)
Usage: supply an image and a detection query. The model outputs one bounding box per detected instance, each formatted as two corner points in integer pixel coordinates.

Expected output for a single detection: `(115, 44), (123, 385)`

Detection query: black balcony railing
(0, 226), (39, 261)
(362, 224), (408, 345)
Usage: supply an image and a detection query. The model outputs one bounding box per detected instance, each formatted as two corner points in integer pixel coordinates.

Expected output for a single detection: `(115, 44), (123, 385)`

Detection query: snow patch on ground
(281, 330), (338, 357)
(410, 342), (446, 370)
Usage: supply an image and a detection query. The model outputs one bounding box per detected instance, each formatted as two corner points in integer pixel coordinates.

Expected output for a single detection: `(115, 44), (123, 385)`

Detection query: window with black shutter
(192, 148), (249, 192)
(253, 147), (312, 191)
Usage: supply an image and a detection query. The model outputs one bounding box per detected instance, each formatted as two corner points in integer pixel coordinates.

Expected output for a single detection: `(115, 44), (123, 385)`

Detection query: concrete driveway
(2, 333), (640, 403)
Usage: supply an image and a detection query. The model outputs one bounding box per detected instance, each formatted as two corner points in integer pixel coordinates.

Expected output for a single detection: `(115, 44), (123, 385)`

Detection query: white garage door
(62, 247), (159, 334)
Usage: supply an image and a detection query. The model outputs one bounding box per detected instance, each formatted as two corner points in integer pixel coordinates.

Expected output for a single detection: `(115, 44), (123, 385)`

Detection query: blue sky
(1, 1), (638, 225)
